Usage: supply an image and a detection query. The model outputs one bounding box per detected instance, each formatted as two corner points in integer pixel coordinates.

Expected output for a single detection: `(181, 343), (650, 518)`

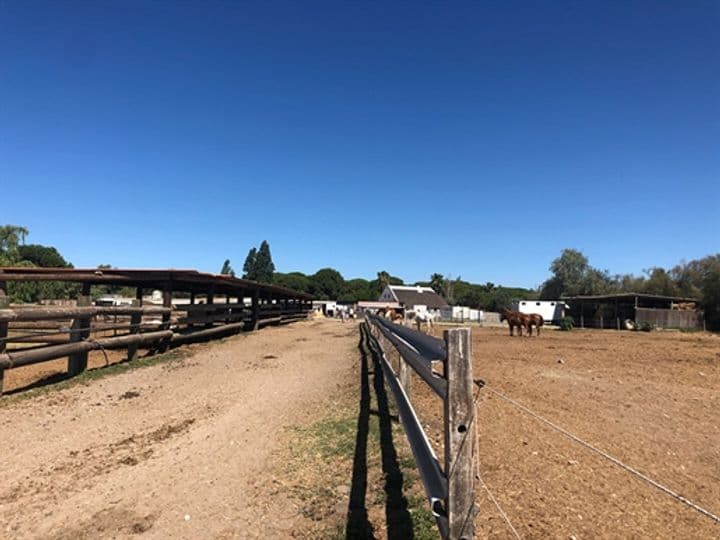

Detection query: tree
(310, 268), (346, 299)
(254, 240), (275, 283)
(243, 248), (258, 280)
(18, 244), (71, 268)
(0, 224), (29, 265)
(242, 241), (275, 283)
(273, 272), (311, 293)
(540, 249), (612, 298)
(430, 273), (445, 295)
(642, 267), (678, 297)
(220, 259), (235, 277)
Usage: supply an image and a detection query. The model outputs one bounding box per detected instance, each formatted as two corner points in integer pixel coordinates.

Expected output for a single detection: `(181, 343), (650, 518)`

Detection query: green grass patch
(1, 348), (190, 406)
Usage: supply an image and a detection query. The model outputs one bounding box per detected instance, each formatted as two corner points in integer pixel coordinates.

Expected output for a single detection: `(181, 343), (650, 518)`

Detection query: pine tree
(243, 248), (258, 280)
(254, 240), (275, 283)
(220, 259), (235, 277)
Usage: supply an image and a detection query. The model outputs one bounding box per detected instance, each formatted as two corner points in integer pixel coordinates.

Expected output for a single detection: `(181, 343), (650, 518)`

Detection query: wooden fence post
(444, 327), (475, 540)
(398, 353), (411, 397)
(68, 286), (92, 376)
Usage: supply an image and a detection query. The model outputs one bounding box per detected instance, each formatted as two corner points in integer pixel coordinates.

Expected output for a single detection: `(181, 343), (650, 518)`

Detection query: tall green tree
(242, 241), (275, 283)
(540, 248), (612, 298)
(254, 240), (275, 283)
(242, 248), (258, 279)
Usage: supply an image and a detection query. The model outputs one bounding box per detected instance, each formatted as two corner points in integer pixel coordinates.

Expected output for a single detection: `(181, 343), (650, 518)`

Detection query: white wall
(516, 300), (567, 322)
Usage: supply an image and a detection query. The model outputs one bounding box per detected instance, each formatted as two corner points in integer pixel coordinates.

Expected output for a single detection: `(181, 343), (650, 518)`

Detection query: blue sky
(1, 1), (718, 288)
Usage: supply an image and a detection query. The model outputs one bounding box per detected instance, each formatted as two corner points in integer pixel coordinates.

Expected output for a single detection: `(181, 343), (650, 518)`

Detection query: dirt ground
(411, 325), (720, 539)
(2, 320), (719, 539)
(0, 319), (361, 539)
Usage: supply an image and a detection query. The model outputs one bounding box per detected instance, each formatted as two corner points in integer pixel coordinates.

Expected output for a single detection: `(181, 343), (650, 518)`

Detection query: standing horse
(527, 313), (544, 336)
(406, 310), (436, 333)
(500, 309), (531, 337)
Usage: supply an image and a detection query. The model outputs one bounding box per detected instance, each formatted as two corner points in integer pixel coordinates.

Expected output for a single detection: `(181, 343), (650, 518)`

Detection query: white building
(440, 305), (483, 322)
(378, 285), (449, 315)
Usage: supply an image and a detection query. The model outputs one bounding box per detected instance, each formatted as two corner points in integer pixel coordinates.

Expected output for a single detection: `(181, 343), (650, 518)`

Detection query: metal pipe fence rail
(365, 313), (476, 540)
(0, 267), (313, 394)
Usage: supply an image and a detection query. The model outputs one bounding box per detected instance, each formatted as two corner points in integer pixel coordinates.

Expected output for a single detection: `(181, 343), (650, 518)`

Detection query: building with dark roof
(378, 285), (449, 313)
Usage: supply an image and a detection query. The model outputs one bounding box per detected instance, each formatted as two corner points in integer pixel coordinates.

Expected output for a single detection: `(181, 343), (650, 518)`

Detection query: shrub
(558, 316), (574, 331)
(638, 321), (654, 332)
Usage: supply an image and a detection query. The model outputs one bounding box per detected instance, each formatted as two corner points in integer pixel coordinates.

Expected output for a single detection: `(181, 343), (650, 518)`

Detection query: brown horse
(377, 307), (403, 322)
(500, 309), (531, 336)
(527, 313), (544, 336)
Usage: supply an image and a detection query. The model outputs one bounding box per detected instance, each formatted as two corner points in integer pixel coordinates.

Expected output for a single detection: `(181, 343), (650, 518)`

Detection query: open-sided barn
(565, 292), (703, 329)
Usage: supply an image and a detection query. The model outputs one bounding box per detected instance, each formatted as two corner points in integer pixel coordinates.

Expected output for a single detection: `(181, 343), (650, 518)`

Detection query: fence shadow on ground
(346, 324), (414, 539)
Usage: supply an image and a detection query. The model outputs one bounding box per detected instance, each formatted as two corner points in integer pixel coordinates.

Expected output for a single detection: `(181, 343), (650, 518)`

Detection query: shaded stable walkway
(346, 324), (414, 539)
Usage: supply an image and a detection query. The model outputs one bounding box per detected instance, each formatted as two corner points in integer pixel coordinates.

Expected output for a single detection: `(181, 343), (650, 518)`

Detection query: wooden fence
(365, 313), (475, 540)
(0, 268), (313, 393)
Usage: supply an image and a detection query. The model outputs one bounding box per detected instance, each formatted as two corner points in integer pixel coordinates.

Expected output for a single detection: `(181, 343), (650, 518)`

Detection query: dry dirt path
(0, 318), (359, 539)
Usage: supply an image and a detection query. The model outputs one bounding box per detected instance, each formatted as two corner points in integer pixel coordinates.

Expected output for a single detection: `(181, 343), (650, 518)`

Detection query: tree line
(539, 248), (720, 329)
(2, 225), (718, 329)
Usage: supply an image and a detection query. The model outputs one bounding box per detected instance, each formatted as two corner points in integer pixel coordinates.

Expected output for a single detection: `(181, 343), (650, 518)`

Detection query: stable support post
(444, 328), (475, 540)
(0, 279), (8, 394)
(158, 286), (172, 352)
(250, 289), (259, 331)
(127, 287), (143, 361)
(68, 284), (92, 376)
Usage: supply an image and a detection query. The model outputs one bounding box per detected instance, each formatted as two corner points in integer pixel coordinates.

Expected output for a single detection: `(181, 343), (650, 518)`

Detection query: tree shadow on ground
(346, 324), (413, 539)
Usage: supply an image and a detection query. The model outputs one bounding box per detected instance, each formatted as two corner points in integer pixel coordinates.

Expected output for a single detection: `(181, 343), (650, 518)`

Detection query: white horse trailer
(514, 300), (569, 324)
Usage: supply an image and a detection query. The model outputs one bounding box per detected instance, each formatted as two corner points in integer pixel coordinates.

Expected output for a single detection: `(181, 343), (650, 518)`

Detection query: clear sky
(1, 1), (718, 288)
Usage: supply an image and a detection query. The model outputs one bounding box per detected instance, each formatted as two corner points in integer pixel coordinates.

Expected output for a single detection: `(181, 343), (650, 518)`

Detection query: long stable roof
(0, 267), (312, 299)
(563, 292), (699, 302)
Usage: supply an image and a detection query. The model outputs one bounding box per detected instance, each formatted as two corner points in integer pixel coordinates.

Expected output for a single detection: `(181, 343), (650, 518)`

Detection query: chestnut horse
(527, 313), (544, 336)
(500, 309), (531, 336)
(377, 308), (403, 322)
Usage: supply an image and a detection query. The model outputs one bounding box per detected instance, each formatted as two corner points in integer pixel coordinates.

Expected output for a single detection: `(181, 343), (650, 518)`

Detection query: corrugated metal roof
(564, 292), (699, 302)
(0, 267), (312, 299)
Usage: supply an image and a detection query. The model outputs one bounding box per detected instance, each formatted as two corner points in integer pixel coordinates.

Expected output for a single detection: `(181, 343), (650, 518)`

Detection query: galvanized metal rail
(365, 314), (475, 540)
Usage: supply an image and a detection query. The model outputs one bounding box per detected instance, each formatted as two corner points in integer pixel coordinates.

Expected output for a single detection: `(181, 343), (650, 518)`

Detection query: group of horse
(377, 306), (544, 337)
(500, 308), (544, 337)
(377, 308), (437, 332)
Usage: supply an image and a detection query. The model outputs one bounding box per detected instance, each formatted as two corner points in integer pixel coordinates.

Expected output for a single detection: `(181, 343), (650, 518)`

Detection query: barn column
(127, 287), (143, 361)
(68, 282), (92, 376)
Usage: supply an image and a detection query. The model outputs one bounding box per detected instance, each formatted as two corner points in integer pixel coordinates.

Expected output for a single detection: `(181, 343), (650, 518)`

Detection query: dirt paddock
(413, 325), (720, 538)
(1, 319), (718, 538)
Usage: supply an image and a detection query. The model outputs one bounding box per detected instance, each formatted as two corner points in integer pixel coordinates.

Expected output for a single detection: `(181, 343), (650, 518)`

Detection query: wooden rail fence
(0, 268), (313, 393)
(365, 313), (476, 540)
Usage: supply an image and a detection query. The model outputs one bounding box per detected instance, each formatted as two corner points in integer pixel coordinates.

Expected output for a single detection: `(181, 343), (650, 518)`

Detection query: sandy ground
(412, 326), (720, 539)
(0, 319), (359, 539)
(3, 320), (719, 539)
